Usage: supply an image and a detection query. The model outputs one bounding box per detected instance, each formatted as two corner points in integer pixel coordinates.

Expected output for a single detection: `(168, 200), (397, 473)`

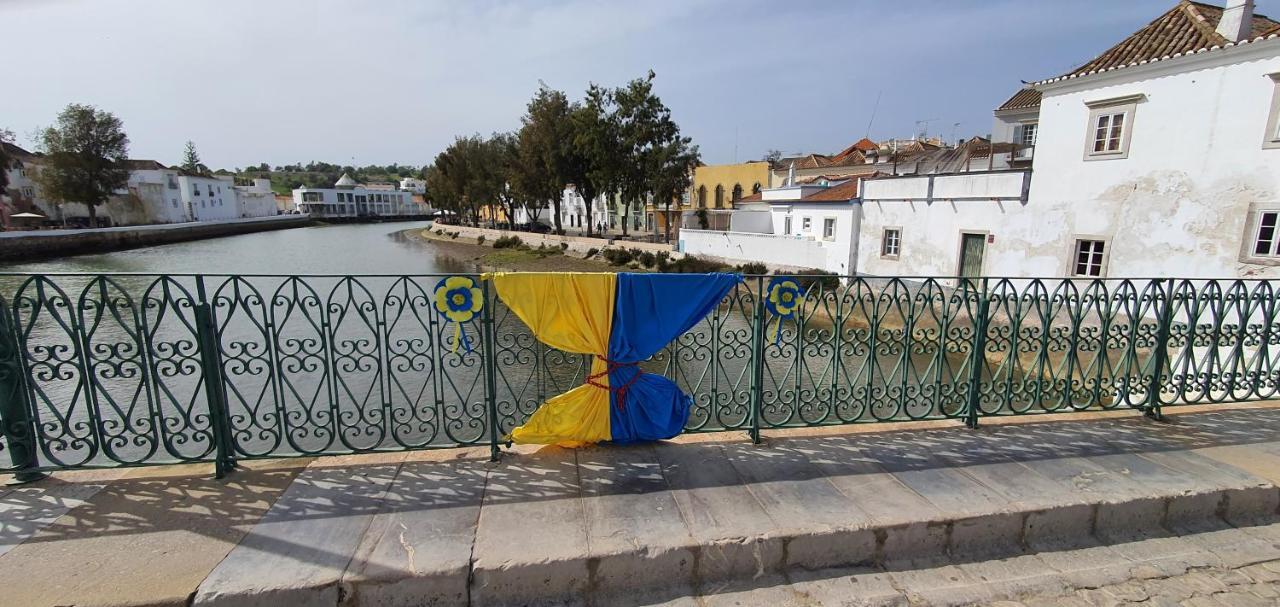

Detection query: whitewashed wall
(680, 229), (829, 270)
(1027, 40), (1280, 278)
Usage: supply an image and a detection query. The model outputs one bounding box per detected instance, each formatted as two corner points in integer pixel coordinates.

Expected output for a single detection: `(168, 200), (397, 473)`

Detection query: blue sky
(3, 0), (1273, 169)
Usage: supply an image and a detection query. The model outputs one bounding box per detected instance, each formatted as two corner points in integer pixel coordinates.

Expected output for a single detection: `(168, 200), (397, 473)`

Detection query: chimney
(1216, 0), (1254, 42)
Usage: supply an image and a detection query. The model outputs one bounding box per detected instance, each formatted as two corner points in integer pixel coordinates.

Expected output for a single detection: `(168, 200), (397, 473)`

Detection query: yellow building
(689, 161), (771, 211)
(643, 161), (773, 240)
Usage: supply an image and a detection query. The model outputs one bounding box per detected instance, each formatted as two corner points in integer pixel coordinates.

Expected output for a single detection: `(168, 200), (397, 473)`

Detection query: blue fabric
(606, 273), (743, 442)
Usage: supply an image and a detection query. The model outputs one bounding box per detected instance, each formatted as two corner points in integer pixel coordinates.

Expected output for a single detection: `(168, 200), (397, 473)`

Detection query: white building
(680, 177), (863, 274)
(294, 173), (418, 218)
(858, 0), (1280, 280)
(558, 185), (611, 232)
(233, 178), (278, 218)
(399, 177), (426, 194)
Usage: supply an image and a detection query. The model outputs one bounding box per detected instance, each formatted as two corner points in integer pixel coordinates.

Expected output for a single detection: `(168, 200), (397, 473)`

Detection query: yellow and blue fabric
(489, 272), (742, 446)
(764, 276), (804, 345)
(433, 276), (483, 353)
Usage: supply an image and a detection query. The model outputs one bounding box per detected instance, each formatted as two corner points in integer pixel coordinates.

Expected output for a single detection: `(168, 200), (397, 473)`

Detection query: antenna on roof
(915, 118), (938, 140)
(864, 90), (882, 138)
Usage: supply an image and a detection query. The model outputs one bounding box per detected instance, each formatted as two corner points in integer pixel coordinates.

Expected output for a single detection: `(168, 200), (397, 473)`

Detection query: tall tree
(612, 70), (698, 240)
(34, 104), (130, 226)
(568, 84), (621, 236)
(181, 140), (204, 173)
(518, 85), (576, 235)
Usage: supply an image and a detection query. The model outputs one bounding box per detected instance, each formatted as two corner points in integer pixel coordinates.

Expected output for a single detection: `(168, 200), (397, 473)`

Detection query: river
(0, 221), (464, 275)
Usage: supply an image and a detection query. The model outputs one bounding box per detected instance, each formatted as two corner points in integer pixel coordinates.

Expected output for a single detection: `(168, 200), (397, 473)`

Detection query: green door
(959, 233), (986, 278)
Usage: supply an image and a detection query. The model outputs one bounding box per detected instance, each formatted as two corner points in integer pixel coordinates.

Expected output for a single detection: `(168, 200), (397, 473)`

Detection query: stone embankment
(0, 215), (312, 262)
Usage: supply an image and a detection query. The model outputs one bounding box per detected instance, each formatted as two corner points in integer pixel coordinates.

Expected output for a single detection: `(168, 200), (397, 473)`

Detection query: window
(1084, 95), (1141, 160)
(1092, 113), (1124, 153)
(192, 184), (200, 196)
(802, 217), (811, 232)
(823, 218), (836, 239)
(1019, 122), (1038, 147)
(714, 185), (724, 208)
(732, 184), (743, 202)
(783, 216), (792, 235)
(752, 182), (761, 194)
(882, 228), (901, 258)
(171, 200), (178, 208)
(1073, 239), (1107, 277)
(1253, 211), (1280, 256)
(1264, 74), (1280, 149)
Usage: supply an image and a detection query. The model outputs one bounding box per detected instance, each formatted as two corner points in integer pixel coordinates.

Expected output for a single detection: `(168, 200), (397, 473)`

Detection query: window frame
(801, 216), (811, 232)
(783, 215), (792, 235)
(822, 217), (836, 240)
(1069, 236), (1110, 278)
(1083, 94), (1143, 161)
(881, 227), (901, 259)
(1239, 202), (1280, 265)
(1264, 74), (1280, 149)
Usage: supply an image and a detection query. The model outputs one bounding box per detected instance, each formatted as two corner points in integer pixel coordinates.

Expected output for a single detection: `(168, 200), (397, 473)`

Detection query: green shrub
(475, 235), (485, 245)
(638, 251), (656, 268)
(735, 262), (767, 275)
(584, 248), (599, 259)
(774, 268), (840, 291)
(654, 251), (671, 272)
(434, 229), (444, 236)
(560, 242), (568, 251)
(602, 248), (633, 266)
(662, 255), (730, 274)
(493, 235), (524, 249)
(449, 231), (459, 239)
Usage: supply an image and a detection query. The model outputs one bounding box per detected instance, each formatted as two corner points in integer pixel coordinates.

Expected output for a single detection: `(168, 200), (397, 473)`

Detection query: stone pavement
(1, 404), (1279, 606)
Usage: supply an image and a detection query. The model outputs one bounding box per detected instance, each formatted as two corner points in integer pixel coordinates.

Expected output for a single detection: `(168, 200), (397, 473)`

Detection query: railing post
(193, 290), (236, 478)
(1144, 278), (1175, 421)
(749, 276), (765, 444)
(481, 281), (501, 462)
(964, 279), (990, 429)
(0, 302), (44, 483)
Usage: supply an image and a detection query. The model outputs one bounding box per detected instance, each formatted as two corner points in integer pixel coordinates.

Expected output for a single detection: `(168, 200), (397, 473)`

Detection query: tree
(518, 85), (576, 234)
(569, 84), (622, 236)
(0, 129), (14, 193)
(763, 149), (783, 166)
(34, 104), (130, 226)
(181, 140), (205, 174)
(612, 70), (698, 240)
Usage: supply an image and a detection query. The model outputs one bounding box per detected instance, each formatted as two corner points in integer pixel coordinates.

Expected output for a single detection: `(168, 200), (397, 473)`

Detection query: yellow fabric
(487, 272), (616, 445)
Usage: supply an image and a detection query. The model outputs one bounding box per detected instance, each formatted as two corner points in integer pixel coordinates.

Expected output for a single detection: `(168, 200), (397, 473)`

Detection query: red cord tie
(585, 358), (642, 411)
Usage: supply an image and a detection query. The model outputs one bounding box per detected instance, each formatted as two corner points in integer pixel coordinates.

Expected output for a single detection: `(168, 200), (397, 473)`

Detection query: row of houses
(678, 0), (1280, 281)
(1, 143), (281, 227)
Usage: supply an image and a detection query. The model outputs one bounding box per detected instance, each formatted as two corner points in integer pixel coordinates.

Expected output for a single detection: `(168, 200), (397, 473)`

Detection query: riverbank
(401, 226), (621, 272)
(0, 215), (312, 262)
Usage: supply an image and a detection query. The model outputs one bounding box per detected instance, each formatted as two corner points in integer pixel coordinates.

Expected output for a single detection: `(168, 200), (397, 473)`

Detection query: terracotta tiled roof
(996, 88), (1042, 111)
(779, 154), (834, 170)
(800, 179), (861, 202)
(1039, 0), (1280, 85)
(735, 192), (763, 202)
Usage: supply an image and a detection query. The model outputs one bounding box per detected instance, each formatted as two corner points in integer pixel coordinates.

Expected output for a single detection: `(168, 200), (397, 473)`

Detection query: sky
(4, 0), (1275, 170)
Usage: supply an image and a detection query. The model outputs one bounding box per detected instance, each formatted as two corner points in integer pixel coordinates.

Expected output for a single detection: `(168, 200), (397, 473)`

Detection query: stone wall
(441, 225), (677, 256)
(0, 215), (312, 262)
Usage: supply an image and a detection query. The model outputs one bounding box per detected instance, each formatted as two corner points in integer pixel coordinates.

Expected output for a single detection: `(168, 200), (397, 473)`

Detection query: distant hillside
(227, 162), (426, 196)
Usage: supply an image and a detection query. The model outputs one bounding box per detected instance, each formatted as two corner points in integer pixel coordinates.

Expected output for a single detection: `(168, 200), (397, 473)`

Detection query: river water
(0, 221), (462, 275)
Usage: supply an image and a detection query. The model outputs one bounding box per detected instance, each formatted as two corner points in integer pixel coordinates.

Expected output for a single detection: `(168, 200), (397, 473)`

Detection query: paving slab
(468, 446), (590, 606)
(340, 455), (489, 607)
(0, 471), (121, 557)
(193, 454), (404, 607)
(654, 440), (784, 583)
(575, 443), (698, 594)
(0, 460), (307, 607)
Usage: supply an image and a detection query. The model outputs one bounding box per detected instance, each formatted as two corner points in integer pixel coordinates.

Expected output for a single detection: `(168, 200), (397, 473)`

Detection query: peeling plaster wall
(1029, 45), (1280, 279)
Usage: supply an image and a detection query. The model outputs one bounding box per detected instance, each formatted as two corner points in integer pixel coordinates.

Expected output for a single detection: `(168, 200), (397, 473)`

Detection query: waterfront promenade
(0, 215), (314, 261)
(2, 404), (1280, 606)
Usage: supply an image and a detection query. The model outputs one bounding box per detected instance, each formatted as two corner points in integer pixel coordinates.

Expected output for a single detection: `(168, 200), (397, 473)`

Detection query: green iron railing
(0, 273), (1276, 480)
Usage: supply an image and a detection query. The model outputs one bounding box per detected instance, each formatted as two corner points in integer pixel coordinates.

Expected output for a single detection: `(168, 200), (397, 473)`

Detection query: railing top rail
(0, 271), (1271, 281)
